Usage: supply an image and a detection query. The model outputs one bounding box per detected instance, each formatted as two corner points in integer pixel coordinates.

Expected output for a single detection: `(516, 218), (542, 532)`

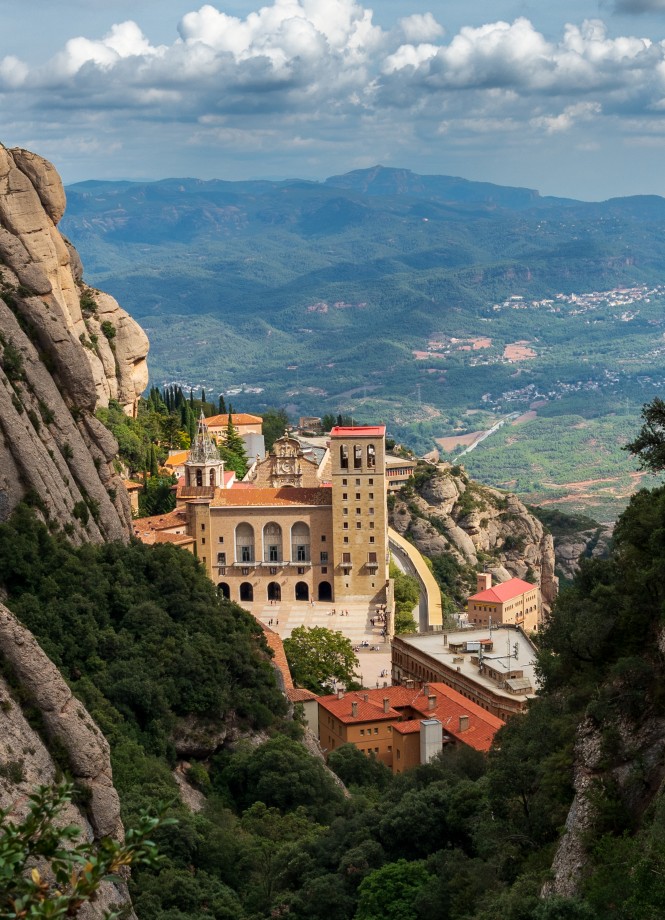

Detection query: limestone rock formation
(0, 604), (133, 918)
(552, 523), (613, 582)
(390, 463), (558, 610)
(0, 143), (149, 540)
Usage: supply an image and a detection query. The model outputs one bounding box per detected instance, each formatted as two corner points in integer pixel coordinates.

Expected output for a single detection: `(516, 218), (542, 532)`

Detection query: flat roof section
(330, 426), (386, 438)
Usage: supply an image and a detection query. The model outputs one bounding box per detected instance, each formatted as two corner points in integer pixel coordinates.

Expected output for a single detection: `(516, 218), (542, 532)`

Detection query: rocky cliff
(0, 604), (133, 918)
(390, 463), (558, 610)
(0, 144), (148, 541)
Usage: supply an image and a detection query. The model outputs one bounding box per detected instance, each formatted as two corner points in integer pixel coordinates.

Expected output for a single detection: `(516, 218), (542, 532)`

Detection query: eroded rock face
(0, 143), (149, 541)
(0, 605), (134, 919)
(390, 464), (558, 610)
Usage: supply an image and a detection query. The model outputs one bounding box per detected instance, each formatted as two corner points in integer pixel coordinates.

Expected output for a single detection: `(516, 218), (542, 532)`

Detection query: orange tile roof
(154, 532), (195, 546)
(318, 684), (504, 752)
(210, 487), (332, 508)
(469, 577), (537, 604)
(164, 451), (189, 466)
(260, 625), (294, 689)
(132, 509), (188, 535)
(178, 486), (216, 500)
(318, 692), (400, 723)
(122, 480), (143, 491)
(204, 413), (263, 427)
(287, 688), (318, 703)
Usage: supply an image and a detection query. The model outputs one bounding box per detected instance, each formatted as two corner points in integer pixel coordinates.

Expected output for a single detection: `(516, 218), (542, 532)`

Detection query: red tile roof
(210, 487), (332, 508)
(330, 425), (386, 438)
(469, 577), (537, 604)
(318, 684), (504, 752)
(260, 625), (294, 690)
(287, 688), (318, 703)
(133, 509), (188, 535)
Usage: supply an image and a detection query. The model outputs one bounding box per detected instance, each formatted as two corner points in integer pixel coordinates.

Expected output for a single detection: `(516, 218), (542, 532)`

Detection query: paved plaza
(243, 599), (393, 689)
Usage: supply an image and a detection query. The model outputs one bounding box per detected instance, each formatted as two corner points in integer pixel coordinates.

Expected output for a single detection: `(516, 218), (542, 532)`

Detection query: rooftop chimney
(352, 701), (358, 717)
(363, 694), (369, 702)
(477, 573), (492, 593)
(459, 714), (470, 732)
(428, 695), (436, 710)
(337, 689), (344, 700)
(383, 697), (390, 713)
(423, 683), (430, 697)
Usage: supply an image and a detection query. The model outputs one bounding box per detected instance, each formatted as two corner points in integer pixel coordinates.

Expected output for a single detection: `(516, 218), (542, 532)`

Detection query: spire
(189, 410), (220, 463)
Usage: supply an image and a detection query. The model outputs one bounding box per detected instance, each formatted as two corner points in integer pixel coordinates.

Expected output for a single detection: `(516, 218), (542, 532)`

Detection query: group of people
(328, 608), (350, 616)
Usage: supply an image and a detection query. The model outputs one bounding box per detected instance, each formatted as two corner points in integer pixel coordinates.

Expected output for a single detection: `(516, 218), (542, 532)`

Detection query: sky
(4, 0), (665, 199)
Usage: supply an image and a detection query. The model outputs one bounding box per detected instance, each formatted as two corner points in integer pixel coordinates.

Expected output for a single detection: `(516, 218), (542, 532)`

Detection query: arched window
(267, 582), (281, 601)
(236, 523), (255, 562)
(196, 468), (203, 486)
(295, 581), (309, 601)
(291, 522), (310, 562)
(354, 445), (362, 469)
(263, 522), (283, 562)
(340, 445), (348, 469)
(217, 582), (230, 599)
(240, 582), (254, 602)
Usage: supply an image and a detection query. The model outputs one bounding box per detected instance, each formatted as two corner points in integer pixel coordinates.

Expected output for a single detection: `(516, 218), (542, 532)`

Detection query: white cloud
(398, 13), (444, 43)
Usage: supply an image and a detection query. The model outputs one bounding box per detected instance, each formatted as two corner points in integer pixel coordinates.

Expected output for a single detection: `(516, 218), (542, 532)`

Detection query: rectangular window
(342, 552), (351, 563)
(369, 508), (374, 515)
(217, 552), (226, 565)
(355, 493), (361, 500)
(374, 727), (378, 734)
(342, 493), (348, 500)
(343, 522), (348, 530)
(368, 478), (374, 485)
(321, 567), (327, 574)
(201, 524), (206, 531)
(369, 536), (375, 544)
(218, 536), (224, 543)
(320, 551), (328, 563)
(343, 536), (349, 543)
(360, 729), (365, 735)
(369, 492), (374, 500)
(356, 508), (361, 515)
(355, 478), (361, 486)
(369, 522), (375, 529)
(356, 522), (361, 529)
(321, 534), (326, 541)
(342, 478), (347, 485)
(201, 537), (206, 545)
(343, 508), (348, 515)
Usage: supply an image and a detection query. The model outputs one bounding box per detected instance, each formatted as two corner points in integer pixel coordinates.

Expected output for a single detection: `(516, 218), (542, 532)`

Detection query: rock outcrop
(552, 523), (613, 582)
(0, 604), (133, 918)
(0, 143), (149, 541)
(391, 463), (558, 609)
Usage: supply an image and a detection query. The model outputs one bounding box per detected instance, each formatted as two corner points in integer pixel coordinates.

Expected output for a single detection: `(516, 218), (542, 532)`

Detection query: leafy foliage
(284, 625), (359, 692)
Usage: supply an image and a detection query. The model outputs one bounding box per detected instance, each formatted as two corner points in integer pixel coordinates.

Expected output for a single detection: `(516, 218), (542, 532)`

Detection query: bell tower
(185, 411), (225, 489)
(329, 425), (387, 602)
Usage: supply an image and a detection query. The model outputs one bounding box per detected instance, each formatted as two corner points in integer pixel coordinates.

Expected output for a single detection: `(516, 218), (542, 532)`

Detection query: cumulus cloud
(3, 1), (665, 189)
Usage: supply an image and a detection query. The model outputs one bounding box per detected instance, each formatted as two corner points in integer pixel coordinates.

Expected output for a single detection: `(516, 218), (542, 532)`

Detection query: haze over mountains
(61, 165), (665, 519)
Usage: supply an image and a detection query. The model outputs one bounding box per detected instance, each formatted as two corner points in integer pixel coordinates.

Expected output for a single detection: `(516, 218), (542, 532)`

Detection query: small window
(374, 727), (378, 734)
(201, 537), (206, 545)
(369, 478), (374, 485)
(343, 522), (348, 530)
(320, 551), (328, 563)
(356, 522), (361, 529)
(322, 567), (327, 574)
(344, 536), (349, 543)
(201, 523), (206, 531)
(342, 478), (347, 485)
(369, 492), (374, 500)
(360, 729), (365, 736)
(342, 493), (348, 500)
(219, 536), (224, 543)
(356, 478), (361, 486)
(355, 492), (361, 500)
(374, 747), (379, 753)
(369, 522), (375, 529)
(343, 508), (348, 515)
(369, 507), (374, 515)
(356, 508), (361, 515)
(321, 535), (326, 542)
(369, 536), (375, 544)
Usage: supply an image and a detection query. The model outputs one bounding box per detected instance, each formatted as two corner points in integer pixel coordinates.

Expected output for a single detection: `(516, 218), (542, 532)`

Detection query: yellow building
(142, 417), (389, 606)
(467, 573), (541, 632)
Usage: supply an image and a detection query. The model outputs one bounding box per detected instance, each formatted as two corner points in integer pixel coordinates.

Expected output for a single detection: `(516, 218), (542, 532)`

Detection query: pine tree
(218, 394), (226, 414)
(149, 444), (159, 478)
(201, 388), (206, 405)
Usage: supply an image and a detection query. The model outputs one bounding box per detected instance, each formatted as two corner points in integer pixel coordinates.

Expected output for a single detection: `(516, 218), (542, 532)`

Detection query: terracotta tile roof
(330, 425), (386, 438)
(164, 451), (189, 467)
(469, 577), (537, 604)
(287, 688), (318, 703)
(122, 480), (143, 491)
(260, 625), (294, 690)
(204, 413), (263, 427)
(318, 684), (504, 752)
(318, 692), (400, 723)
(210, 487), (332, 508)
(132, 509), (188, 535)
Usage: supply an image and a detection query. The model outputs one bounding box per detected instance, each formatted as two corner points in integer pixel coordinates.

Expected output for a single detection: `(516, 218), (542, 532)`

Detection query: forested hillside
(3, 484), (665, 918)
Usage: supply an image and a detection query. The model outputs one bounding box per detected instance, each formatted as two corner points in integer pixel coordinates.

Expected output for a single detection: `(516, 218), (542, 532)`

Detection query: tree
(0, 783), (168, 920)
(218, 394), (226, 414)
(261, 408), (289, 452)
(624, 397), (665, 472)
(355, 859), (434, 920)
(390, 561), (420, 633)
(283, 626), (358, 693)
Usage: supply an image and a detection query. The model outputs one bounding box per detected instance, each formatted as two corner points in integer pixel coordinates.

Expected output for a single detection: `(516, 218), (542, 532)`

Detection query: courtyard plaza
(240, 599), (392, 690)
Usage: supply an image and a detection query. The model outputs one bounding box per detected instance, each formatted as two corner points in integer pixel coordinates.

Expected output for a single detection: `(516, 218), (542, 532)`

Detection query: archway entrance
(217, 582), (230, 599)
(240, 582), (254, 602)
(295, 581), (309, 601)
(267, 582), (281, 602)
(318, 581), (332, 602)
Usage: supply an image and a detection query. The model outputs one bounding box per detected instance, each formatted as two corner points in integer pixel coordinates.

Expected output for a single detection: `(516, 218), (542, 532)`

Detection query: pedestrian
(276, 619), (279, 625)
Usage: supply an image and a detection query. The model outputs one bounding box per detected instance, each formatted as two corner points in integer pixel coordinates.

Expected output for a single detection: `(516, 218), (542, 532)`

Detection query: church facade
(170, 420), (389, 606)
